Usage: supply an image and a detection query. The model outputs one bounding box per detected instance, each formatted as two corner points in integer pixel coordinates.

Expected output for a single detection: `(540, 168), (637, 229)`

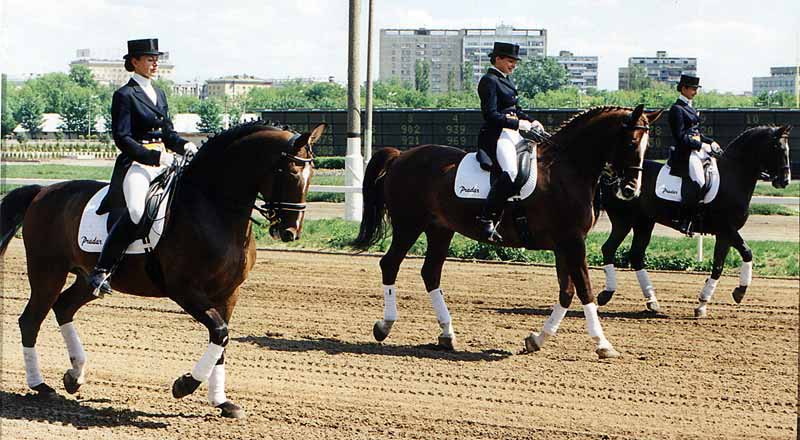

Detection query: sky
(1, 0), (798, 93)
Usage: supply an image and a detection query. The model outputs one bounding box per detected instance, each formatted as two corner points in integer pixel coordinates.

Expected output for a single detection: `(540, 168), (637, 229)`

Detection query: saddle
(455, 138), (537, 201)
(655, 157), (720, 205)
(78, 165), (181, 254)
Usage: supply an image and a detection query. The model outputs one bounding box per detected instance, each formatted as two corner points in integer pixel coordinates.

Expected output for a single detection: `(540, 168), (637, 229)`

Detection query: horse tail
(352, 147), (401, 250)
(0, 185), (42, 257)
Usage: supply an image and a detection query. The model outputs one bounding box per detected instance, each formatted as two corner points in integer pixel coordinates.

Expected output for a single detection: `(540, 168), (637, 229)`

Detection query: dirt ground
(1, 240), (797, 440)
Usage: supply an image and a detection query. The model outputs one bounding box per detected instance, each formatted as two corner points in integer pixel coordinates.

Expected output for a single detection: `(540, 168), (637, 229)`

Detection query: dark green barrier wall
(260, 109), (800, 174)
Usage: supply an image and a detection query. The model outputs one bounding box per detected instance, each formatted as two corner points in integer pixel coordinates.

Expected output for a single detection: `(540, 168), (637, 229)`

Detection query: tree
(226, 97), (244, 128)
(1, 74), (18, 136)
(20, 72), (73, 113)
(59, 88), (96, 135)
(171, 95), (202, 113)
(414, 59), (430, 94)
(462, 61), (475, 91)
(628, 64), (652, 91)
(447, 67), (459, 92)
(69, 64), (97, 89)
(514, 57), (569, 97)
(196, 99), (223, 133)
(13, 91), (45, 138)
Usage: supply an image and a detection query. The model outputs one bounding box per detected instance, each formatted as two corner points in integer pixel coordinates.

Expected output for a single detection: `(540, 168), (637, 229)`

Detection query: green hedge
(256, 218), (799, 277)
(313, 156), (344, 169)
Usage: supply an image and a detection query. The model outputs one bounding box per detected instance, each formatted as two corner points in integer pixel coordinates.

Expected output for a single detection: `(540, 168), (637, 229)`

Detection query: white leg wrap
(59, 323), (87, 383)
(602, 264), (617, 292)
(428, 288), (452, 325)
(635, 269), (656, 300)
(583, 303), (611, 349)
(383, 284), (397, 322)
(207, 364), (227, 406)
(699, 277), (719, 302)
(22, 346), (44, 388)
(542, 303), (569, 336)
(740, 261), (753, 287)
(191, 343), (225, 383)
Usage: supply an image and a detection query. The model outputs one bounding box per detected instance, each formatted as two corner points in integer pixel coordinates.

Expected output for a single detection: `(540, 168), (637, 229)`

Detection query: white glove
(159, 152), (175, 167)
(702, 143), (712, 153)
(183, 142), (198, 155)
(531, 120), (545, 133)
(518, 120), (533, 132)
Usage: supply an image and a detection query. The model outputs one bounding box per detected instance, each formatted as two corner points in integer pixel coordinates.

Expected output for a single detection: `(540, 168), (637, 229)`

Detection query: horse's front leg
(694, 234), (731, 318)
(564, 237), (620, 359)
(729, 231), (753, 304)
(171, 295), (243, 418)
(524, 249), (572, 352)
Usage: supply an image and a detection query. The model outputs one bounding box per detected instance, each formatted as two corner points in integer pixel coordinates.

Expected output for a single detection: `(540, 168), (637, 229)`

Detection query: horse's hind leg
(372, 222), (424, 342)
(629, 221), (660, 313)
(597, 220), (633, 306)
(52, 275), (97, 394)
(18, 258), (69, 398)
(421, 226), (456, 350)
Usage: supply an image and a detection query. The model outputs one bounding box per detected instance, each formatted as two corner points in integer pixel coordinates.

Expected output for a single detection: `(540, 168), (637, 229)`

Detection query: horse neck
(182, 138), (272, 228)
(550, 112), (623, 183)
(718, 133), (764, 200)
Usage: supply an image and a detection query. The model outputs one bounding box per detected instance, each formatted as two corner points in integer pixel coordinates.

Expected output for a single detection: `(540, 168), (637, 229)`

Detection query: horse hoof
(437, 335), (455, 351)
(172, 373), (201, 399)
(694, 306), (708, 319)
(597, 290), (614, 307)
(523, 333), (543, 353)
(372, 320), (392, 342)
(732, 286), (747, 304)
(596, 346), (621, 359)
(645, 299), (661, 314)
(63, 371), (82, 395)
(216, 401), (246, 419)
(31, 383), (58, 400)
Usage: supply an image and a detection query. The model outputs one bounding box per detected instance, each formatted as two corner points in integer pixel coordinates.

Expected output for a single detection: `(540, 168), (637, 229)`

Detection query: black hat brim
(124, 51), (164, 59)
(488, 52), (521, 61)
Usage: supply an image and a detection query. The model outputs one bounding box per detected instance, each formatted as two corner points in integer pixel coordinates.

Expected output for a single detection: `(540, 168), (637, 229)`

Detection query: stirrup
(678, 219), (694, 237)
(478, 218), (503, 243)
(88, 270), (113, 298)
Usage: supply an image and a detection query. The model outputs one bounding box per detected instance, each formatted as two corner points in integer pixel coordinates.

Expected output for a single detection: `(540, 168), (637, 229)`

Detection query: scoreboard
(259, 108), (800, 173)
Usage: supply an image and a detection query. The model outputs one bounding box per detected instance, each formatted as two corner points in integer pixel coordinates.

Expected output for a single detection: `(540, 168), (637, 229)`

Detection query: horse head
(260, 123), (327, 242)
(761, 125), (792, 188)
(608, 104), (663, 200)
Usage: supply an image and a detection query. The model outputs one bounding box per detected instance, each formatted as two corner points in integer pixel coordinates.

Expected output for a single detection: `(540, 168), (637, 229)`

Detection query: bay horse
(352, 105), (663, 359)
(0, 121), (326, 418)
(597, 125), (792, 317)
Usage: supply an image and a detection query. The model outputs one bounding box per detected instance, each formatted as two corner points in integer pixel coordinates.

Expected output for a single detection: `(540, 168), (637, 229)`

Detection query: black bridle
(604, 122), (650, 186)
(252, 133), (315, 225)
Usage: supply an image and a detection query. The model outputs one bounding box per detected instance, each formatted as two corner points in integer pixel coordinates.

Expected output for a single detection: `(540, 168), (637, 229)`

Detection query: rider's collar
(490, 66), (508, 78)
(132, 73), (152, 89)
(678, 94), (693, 107)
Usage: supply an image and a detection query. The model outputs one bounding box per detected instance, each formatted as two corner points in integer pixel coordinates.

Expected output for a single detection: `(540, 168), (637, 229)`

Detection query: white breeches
(688, 149), (710, 186)
(123, 162), (167, 224)
(496, 129), (522, 181)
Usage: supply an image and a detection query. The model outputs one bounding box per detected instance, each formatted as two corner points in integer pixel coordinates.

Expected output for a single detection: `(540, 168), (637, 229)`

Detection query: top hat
(677, 74), (701, 91)
(123, 38), (164, 59)
(488, 42), (521, 60)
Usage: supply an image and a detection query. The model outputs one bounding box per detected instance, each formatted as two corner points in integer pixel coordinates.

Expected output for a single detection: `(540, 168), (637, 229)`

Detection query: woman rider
(667, 74), (722, 236)
(476, 42), (543, 242)
(88, 38), (198, 297)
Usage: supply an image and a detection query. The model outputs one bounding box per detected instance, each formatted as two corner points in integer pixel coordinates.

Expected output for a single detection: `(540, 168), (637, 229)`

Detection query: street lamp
(87, 94), (99, 137)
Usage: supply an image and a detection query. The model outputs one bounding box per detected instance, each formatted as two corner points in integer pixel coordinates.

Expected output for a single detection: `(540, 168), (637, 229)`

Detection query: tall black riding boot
(677, 179), (701, 237)
(477, 172), (515, 243)
(88, 211), (139, 297)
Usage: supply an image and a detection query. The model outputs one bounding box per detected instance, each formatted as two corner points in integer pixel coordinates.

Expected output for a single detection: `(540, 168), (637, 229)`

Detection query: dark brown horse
(352, 105), (662, 359)
(597, 125), (792, 317)
(0, 121), (326, 418)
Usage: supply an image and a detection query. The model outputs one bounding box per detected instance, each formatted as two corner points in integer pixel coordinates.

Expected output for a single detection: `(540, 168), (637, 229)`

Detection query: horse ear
(645, 109), (665, 123)
(778, 124), (792, 136)
(629, 104), (645, 123)
(293, 123), (327, 151)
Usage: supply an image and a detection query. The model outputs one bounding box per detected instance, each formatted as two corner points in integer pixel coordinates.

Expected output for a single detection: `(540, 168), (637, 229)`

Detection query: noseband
(254, 132), (315, 224)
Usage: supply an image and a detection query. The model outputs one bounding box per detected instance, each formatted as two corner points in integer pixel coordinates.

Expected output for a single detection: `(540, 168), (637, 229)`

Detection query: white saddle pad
(454, 151), (537, 200)
(655, 161), (720, 204)
(78, 185), (169, 254)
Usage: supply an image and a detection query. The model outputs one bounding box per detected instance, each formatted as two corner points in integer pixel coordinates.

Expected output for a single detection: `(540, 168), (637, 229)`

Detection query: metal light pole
(345, 0), (364, 221)
(364, 0), (375, 164)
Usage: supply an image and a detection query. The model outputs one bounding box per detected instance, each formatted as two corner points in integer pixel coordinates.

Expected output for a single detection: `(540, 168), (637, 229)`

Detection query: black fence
(259, 108), (800, 174)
